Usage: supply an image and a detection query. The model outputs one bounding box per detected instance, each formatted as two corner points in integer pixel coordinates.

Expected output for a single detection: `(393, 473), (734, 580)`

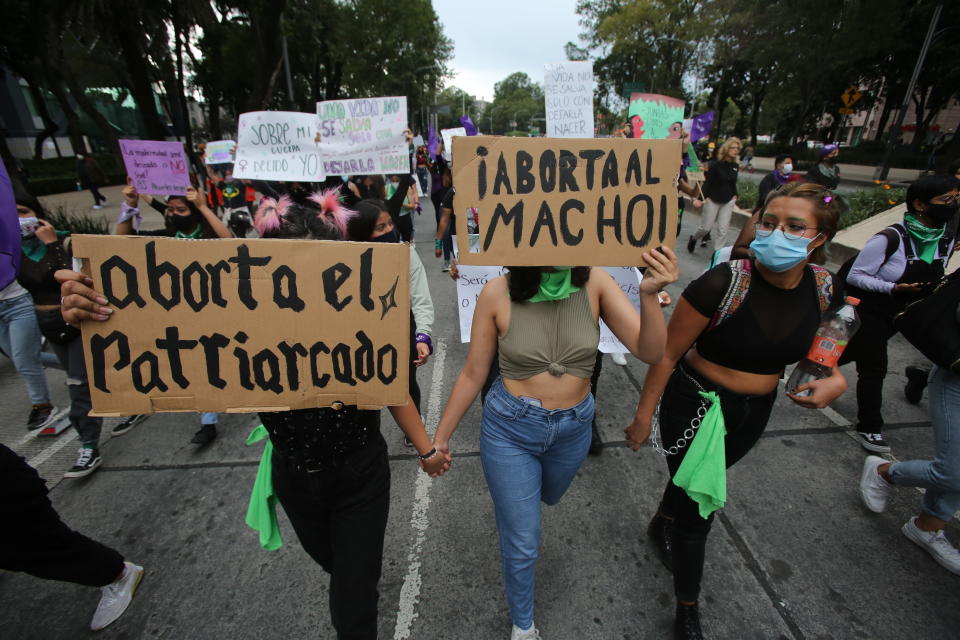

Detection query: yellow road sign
(841, 86), (862, 108)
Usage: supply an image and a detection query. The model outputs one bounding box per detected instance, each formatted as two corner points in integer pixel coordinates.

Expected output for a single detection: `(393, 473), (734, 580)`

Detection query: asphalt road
(1, 196), (957, 639)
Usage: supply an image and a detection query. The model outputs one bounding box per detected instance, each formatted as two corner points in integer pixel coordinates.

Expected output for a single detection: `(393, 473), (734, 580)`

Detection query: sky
(432, 0), (584, 101)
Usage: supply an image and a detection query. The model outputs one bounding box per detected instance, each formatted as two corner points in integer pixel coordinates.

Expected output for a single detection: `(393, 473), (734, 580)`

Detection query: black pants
(837, 308), (896, 432)
(85, 183), (105, 206)
(0, 444), (124, 587)
(409, 312), (421, 414)
(590, 351), (604, 429)
(272, 437), (391, 640)
(657, 362), (776, 602)
(396, 213), (414, 242)
(50, 336), (102, 446)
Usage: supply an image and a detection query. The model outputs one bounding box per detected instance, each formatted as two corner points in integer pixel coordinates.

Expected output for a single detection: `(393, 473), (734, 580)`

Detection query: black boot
(904, 366), (929, 405)
(686, 235), (697, 253)
(191, 423), (217, 445)
(674, 602), (704, 640)
(589, 423), (603, 456)
(700, 232), (711, 248)
(648, 510), (674, 572)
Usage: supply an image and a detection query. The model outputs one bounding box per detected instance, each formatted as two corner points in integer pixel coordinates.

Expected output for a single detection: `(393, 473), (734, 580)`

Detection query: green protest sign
(627, 93), (685, 140)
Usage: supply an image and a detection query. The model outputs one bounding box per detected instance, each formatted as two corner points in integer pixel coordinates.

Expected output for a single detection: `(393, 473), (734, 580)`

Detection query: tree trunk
(244, 1), (287, 112)
(62, 66), (119, 160)
(172, 6), (193, 154)
(749, 84), (766, 147)
(111, 16), (169, 139)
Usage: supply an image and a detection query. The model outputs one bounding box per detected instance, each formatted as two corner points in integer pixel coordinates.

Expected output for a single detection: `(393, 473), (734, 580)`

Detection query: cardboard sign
(597, 267), (642, 354)
(72, 236), (410, 415)
(441, 127), (466, 162)
(455, 264), (507, 342)
(233, 111), (323, 182)
(205, 140), (236, 165)
(451, 136), (681, 266)
(627, 94), (685, 140)
(317, 96), (409, 175)
(119, 140), (190, 196)
(544, 61), (594, 138)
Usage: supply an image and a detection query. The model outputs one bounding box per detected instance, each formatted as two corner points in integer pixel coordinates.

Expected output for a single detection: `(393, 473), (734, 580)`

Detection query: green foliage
(433, 86), (482, 130)
(736, 178), (759, 211)
(483, 72), (545, 134)
(840, 187), (907, 230)
(45, 206), (110, 235)
(20, 154), (124, 196)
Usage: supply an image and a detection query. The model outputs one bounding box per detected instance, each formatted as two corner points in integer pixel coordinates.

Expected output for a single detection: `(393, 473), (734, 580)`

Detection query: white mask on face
(782, 163), (793, 175)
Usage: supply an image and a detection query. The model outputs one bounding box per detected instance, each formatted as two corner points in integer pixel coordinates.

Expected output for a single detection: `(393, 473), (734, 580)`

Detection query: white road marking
(393, 340), (446, 640)
(27, 428), (77, 468)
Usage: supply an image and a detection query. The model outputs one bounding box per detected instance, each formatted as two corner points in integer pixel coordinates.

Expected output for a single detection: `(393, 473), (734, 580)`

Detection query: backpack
(706, 259), (832, 331)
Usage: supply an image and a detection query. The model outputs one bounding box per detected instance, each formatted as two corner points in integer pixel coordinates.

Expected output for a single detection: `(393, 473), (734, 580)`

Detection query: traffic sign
(841, 86), (862, 108)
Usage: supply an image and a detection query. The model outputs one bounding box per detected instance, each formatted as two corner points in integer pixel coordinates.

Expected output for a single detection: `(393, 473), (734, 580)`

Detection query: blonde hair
(718, 137), (743, 162)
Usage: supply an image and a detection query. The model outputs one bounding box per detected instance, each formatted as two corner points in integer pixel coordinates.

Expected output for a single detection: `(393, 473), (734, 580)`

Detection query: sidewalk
(38, 184), (170, 232)
(749, 156), (920, 188)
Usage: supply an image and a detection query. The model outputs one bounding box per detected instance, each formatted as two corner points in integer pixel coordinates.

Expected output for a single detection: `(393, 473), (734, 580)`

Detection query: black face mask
(169, 212), (200, 233)
(370, 229), (400, 243)
(924, 202), (959, 225)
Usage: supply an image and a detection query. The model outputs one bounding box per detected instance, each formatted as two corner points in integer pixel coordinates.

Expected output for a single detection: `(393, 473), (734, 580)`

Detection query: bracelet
(416, 332), (433, 354)
(418, 447), (437, 461)
(434, 238), (442, 250)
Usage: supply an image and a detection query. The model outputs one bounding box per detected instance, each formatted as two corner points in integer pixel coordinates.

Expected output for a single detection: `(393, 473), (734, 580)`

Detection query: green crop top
(498, 288), (601, 380)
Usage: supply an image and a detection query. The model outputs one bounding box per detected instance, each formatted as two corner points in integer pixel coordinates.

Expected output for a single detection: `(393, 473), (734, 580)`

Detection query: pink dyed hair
(253, 195), (292, 235)
(308, 188), (357, 237)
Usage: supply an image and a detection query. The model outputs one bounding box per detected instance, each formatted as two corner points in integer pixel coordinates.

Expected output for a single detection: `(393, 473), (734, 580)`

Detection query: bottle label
(806, 337), (847, 368)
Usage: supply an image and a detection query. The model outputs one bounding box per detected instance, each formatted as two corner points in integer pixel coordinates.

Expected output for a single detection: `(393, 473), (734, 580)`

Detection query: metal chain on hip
(651, 366), (711, 457)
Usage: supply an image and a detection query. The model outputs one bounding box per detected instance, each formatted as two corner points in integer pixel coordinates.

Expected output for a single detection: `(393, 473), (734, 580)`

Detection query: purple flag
(0, 161), (18, 290)
(428, 126), (439, 158)
(460, 115), (479, 136)
(690, 112), (715, 143)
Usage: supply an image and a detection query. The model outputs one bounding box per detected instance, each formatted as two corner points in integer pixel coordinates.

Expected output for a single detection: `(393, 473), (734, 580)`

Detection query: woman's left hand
(639, 245), (680, 294)
(414, 342), (431, 367)
(35, 219), (58, 244)
(787, 370), (848, 409)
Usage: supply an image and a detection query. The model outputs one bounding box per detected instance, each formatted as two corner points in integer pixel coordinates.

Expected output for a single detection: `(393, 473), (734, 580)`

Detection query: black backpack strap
(881, 224), (905, 261)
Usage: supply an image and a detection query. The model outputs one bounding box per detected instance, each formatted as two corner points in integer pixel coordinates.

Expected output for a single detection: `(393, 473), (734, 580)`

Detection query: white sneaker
(511, 624), (541, 640)
(902, 518), (960, 575)
(91, 561), (144, 630)
(611, 352), (627, 366)
(859, 456), (892, 513)
(92, 205), (102, 210)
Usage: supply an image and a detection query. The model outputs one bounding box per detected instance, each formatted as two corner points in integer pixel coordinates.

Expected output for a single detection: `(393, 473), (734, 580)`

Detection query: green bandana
(529, 268), (580, 303)
(903, 213), (945, 264)
(21, 231), (69, 262)
(176, 225), (203, 239)
(672, 391), (727, 519)
(245, 425), (282, 550)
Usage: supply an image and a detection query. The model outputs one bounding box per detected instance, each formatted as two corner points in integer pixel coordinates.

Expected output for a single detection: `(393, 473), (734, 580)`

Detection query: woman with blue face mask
(624, 182), (847, 640)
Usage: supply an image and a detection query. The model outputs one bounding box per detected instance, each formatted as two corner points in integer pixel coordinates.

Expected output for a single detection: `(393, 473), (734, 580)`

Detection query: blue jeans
(480, 378), (594, 630)
(0, 293), (51, 405)
(889, 366), (960, 521)
(201, 412), (218, 425)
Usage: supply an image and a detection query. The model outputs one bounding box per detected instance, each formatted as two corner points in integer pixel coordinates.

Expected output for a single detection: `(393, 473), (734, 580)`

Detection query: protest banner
(451, 135), (681, 266)
(455, 264), (508, 342)
(204, 140), (236, 165)
(441, 127), (466, 162)
(627, 93), (685, 140)
(413, 135), (425, 147)
(233, 111), (323, 182)
(597, 267), (642, 353)
(317, 96), (409, 175)
(72, 236), (410, 415)
(544, 61), (594, 138)
(119, 140), (190, 196)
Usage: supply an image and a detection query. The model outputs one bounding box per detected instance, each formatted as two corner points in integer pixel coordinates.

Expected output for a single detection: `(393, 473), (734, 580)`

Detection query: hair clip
(823, 195), (833, 203)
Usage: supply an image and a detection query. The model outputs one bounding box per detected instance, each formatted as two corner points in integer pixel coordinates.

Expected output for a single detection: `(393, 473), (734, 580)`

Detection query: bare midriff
(684, 348), (780, 396)
(502, 374), (591, 410)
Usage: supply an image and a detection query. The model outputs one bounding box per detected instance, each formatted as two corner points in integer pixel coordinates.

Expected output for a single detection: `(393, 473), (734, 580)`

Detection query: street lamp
(488, 106), (497, 134)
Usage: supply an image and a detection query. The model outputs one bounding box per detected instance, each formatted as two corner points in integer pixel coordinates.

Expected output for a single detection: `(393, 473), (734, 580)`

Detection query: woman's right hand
(123, 179), (139, 206)
(420, 450), (452, 477)
(55, 270), (113, 325)
(894, 282), (925, 298)
(624, 415), (652, 451)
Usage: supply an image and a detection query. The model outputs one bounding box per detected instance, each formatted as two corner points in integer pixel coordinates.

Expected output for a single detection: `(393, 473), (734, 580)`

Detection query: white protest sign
(441, 127), (466, 162)
(233, 111), (323, 181)
(544, 61), (595, 138)
(455, 263), (642, 348)
(205, 140), (236, 165)
(317, 96), (409, 175)
(598, 267), (643, 354)
(413, 135), (425, 147)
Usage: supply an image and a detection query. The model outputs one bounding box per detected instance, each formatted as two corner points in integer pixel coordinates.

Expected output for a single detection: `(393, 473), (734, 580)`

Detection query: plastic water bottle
(786, 297), (861, 396)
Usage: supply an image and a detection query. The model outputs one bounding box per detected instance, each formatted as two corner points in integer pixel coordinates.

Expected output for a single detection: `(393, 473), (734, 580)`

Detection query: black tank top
(682, 261), (822, 374)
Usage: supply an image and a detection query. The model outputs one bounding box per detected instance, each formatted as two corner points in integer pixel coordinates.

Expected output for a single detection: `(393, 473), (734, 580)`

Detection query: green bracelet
(434, 238), (442, 249)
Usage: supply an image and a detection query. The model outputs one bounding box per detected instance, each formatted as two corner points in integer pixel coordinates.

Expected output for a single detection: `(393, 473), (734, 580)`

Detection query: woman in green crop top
(434, 249), (679, 640)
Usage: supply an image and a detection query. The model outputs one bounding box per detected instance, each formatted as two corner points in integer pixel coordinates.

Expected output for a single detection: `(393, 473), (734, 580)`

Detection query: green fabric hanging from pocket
(245, 424), (282, 550)
(671, 391), (727, 519)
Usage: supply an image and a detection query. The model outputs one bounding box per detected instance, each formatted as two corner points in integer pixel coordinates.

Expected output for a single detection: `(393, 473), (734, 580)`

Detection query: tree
(432, 86), (480, 130)
(483, 72), (545, 134)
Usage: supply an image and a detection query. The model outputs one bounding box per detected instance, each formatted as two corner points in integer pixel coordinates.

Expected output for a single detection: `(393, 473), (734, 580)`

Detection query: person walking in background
(76, 153), (108, 209)
(805, 144), (841, 190)
(757, 154), (799, 205)
(687, 137), (741, 254)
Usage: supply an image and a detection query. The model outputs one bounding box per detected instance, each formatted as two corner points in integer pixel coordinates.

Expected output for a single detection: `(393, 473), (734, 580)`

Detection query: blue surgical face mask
(749, 229), (820, 272)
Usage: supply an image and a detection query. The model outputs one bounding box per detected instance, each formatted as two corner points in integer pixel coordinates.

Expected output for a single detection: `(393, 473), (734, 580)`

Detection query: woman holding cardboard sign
(433, 250), (679, 640)
(113, 180), (232, 445)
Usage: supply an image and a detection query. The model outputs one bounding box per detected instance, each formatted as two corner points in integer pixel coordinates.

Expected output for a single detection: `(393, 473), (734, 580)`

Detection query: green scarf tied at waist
(245, 425), (282, 550)
(671, 391), (727, 519)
